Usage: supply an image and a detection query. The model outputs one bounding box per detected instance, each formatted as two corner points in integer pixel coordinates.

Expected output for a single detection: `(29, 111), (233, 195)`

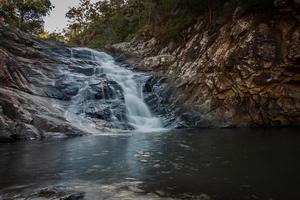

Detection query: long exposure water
(91, 48), (163, 131)
(0, 128), (300, 199)
(57, 47), (163, 134)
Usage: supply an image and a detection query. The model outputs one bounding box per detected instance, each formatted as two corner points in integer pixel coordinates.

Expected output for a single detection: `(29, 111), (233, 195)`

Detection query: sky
(44, 0), (99, 33)
(44, 0), (81, 33)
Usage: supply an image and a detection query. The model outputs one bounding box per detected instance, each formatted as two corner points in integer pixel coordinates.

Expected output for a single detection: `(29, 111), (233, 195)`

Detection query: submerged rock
(1, 186), (85, 200)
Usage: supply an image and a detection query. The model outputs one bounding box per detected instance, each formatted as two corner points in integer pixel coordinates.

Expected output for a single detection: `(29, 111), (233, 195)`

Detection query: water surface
(0, 128), (299, 199)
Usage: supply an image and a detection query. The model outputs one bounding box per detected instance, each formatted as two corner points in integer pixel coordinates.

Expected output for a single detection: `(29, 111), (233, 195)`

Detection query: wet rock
(46, 83), (79, 101)
(142, 76), (184, 128)
(110, 105), (127, 122)
(0, 118), (14, 142)
(86, 107), (112, 120)
(46, 85), (65, 99)
(68, 65), (95, 76)
(56, 80), (80, 100)
(91, 80), (124, 100)
(3, 186), (85, 200)
(72, 49), (94, 60)
(32, 114), (85, 137)
(83, 98), (130, 130)
(13, 123), (41, 140)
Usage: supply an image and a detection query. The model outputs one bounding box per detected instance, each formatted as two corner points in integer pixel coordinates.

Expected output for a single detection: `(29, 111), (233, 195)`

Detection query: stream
(0, 48), (300, 199)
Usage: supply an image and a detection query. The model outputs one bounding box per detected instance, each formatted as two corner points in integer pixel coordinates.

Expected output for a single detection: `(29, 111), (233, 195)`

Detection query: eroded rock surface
(112, 1), (300, 127)
(0, 24), (86, 141)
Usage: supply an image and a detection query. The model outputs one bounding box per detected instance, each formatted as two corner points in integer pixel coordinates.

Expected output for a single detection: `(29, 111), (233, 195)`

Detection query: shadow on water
(0, 127), (300, 199)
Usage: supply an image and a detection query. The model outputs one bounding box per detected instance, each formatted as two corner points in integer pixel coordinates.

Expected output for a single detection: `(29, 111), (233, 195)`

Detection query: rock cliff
(0, 23), (86, 141)
(111, 0), (300, 127)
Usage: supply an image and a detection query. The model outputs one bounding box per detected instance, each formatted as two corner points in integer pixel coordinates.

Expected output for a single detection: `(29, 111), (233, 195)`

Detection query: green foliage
(64, 0), (276, 48)
(111, 14), (129, 40)
(0, 0), (53, 34)
(48, 32), (67, 43)
(163, 17), (193, 43)
(66, 0), (144, 47)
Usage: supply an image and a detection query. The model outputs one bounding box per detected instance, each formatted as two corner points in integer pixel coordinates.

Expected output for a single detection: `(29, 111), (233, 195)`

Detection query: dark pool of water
(0, 128), (300, 199)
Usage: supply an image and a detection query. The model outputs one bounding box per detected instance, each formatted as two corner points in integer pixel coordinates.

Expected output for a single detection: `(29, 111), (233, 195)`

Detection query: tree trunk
(208, 0), (214, 25)
(147, 0), (152, 25)
(20, 10), (25, 28)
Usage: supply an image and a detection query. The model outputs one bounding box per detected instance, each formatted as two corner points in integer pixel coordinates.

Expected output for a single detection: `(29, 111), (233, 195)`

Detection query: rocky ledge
(111, 0), (300, 127)
(0, 23), (87, 142)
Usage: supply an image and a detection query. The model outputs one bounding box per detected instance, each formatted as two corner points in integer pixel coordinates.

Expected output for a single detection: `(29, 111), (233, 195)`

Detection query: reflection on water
(0, 128), (300, 199)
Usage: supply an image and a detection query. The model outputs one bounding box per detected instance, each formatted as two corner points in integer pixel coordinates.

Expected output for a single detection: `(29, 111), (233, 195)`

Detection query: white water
(66, 48), (163, 132)
(91, 49), (163, 131)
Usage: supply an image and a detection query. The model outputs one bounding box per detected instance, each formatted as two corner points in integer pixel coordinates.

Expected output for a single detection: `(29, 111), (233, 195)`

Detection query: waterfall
(91, 49), (163, 131)
(63, 48), (163, 133)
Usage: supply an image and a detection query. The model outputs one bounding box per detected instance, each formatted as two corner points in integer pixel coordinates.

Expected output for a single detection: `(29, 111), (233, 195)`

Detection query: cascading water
(91, 49), (163, 131)
(55, 47), (163, 133)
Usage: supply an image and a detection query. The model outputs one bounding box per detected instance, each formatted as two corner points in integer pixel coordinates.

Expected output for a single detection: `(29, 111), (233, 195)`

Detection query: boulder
(91, 80), (124, 100)
(32, 114), (85, 137)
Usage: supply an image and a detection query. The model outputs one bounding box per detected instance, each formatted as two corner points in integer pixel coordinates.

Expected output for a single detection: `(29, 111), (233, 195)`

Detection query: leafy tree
(0, 0), (18, 26)
(110, 0), (124, 11)
(64, 0), (276, 47)
(66, 0), (92, 28)
(0, 0), (53, 34)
